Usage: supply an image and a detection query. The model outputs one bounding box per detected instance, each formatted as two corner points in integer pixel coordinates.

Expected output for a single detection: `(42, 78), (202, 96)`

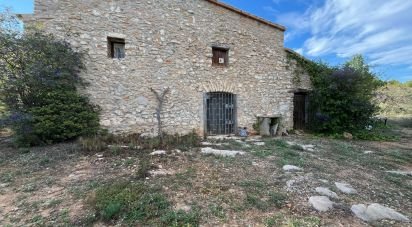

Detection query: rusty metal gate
(205, 92), (237, 135)
(293, 93), (307, 130)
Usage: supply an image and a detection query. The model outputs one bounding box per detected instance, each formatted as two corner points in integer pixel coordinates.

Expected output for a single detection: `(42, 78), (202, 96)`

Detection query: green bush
(0, 14), (100, 146)
(20, 91), (100, 145)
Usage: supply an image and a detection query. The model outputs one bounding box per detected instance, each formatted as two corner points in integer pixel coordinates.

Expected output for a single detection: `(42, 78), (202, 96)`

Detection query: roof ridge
(204, 0), (286, 32)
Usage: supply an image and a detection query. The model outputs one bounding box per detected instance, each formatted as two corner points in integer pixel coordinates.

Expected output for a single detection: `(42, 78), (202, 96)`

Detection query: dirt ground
(0, 119), (411, 226)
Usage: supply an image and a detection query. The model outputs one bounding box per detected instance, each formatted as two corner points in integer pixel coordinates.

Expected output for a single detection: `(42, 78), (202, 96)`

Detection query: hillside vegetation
(378, 81), (412, 118)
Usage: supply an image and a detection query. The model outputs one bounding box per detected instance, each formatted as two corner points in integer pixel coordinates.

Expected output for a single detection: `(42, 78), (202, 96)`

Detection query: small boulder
(253, 142), (265, 146)
(283, 165), (303, 172)
(309, 196), (334, 212)
(351, 203), (409, 222)
(335, 182), (357, 194)
(150, 150), (167, 156)
(343, 132), (353, 140)
(315, 187), (339, 199)
(201, 147), (245, 157)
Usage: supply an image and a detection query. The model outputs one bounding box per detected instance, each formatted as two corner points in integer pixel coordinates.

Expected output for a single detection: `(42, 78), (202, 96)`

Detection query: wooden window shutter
(212, 47), (229, 67)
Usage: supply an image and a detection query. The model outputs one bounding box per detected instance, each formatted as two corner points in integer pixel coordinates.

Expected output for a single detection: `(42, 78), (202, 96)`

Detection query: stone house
(22, 0), (311, 136)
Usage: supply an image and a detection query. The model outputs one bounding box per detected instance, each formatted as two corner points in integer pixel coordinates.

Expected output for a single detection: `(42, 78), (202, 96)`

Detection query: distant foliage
(0, 13), (100, 146)
(377, 80), (412, 117)
(288, 53), (384, 134)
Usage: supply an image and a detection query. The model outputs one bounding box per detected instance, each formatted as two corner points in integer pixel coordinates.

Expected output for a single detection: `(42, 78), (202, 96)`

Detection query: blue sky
(2, 0), (412, 82)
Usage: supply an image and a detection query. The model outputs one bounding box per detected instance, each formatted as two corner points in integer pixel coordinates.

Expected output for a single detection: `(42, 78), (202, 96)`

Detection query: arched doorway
(204, 92), (237, 135)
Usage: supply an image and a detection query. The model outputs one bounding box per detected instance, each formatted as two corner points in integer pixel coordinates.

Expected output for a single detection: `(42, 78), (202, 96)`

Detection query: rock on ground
(309, 196), (334, 212)
(315, 187), (339, 199)
(201, 147), (245, 157)
(283, 165), (303, 172)
(351, 203), (410, 222)
(150, 150), (167, 155)
(386, 170), (412, 176)
(253, 142), (265, 146)
(335, 182), (357, 194)
(148, 169), (175, 177)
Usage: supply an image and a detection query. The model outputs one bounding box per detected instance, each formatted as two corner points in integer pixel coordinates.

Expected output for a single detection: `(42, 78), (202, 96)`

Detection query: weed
(136, 156), (151, 179)
(287, 216), (321, 227)
(89, 181), (195, 225)
(22, 183), (37, 192)
(160, 209), (200, 227)
(266, 215), (321, 227)
(58, 208), (71, 226)
(1, 172), (14, 183)
(276, 149), (304, 167)
(126, 192), (170, 222)
(45, 199), (62, 208)
(78, 136), (107, 152)
(238, 180), (267, 190)
(109, 145), (122, 155)
(265, 214), (284, 226)
(18, 147), (30, 154)
(251, 149), (275, 158)
(209, 204), (226, 219)
(39, 157), (50, 166)
(268, 191), (287, 208)
(31, 215), (45, 226)
(102, 202), (122, 220)
(125, 158), (134, 166)
(384, 173), (412, 190)
(244, 193), (269, 211)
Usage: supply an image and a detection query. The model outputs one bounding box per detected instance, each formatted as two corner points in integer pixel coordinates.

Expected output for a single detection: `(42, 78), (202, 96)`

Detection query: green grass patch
(88, 181), (199, 225)
(265, 214), (321, 227)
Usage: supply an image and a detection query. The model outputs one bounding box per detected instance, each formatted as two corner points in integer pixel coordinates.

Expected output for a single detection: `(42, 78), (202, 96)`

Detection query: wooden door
(293, 93), (307, 130)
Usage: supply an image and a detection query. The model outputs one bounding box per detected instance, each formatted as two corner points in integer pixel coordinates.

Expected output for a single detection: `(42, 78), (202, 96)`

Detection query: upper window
(108, 37), (125, 59)
(212, 47), (229, 67)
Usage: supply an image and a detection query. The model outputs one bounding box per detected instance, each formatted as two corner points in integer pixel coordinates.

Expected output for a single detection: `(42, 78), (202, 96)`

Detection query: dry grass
(0, 126), (411, 226)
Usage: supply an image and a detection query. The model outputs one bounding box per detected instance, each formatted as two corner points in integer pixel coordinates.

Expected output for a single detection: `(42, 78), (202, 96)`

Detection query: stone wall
(24, 0), (299, 136)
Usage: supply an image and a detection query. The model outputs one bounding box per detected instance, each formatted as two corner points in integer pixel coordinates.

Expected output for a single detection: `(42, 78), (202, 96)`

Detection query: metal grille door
(205, 92), (236, 135)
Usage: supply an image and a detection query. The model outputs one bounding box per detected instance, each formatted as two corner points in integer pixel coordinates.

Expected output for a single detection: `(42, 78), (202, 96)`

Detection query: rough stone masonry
(22, 0), (311, 136)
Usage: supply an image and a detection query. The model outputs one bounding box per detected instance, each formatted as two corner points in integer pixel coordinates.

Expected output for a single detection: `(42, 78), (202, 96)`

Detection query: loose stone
(351, 203), (410, 222)
(315, 187), (339, 199)
(283, 165), (303, 172)
(335, 182), (357, 194)
(201, 147), (245, 157)
(150, 150), (167, 156)
(309, 196), (334, 212)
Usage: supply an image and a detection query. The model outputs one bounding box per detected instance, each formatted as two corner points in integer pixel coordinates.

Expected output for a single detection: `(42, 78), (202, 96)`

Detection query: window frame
(108, 37), (126, 59)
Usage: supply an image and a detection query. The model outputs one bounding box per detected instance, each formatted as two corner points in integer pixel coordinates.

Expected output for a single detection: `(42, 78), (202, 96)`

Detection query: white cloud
(300, 0), (412, 68)
(294, 48), (304, 55)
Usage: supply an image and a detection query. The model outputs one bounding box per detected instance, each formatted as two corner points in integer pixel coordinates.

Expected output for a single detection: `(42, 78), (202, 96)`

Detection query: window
(108, 37), (125, 59)
(212, 47), (229, 67)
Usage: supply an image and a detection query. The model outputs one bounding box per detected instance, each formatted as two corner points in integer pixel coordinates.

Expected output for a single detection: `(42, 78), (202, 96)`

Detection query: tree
(0, 12), (100, 146)
(150, 87), (170, 144)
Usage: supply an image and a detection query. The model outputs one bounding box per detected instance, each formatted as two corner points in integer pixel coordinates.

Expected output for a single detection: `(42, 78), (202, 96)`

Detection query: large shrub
(0, 13), (100, 146)
(289, 53), (384, 134)
(309, 61), (383, 133)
